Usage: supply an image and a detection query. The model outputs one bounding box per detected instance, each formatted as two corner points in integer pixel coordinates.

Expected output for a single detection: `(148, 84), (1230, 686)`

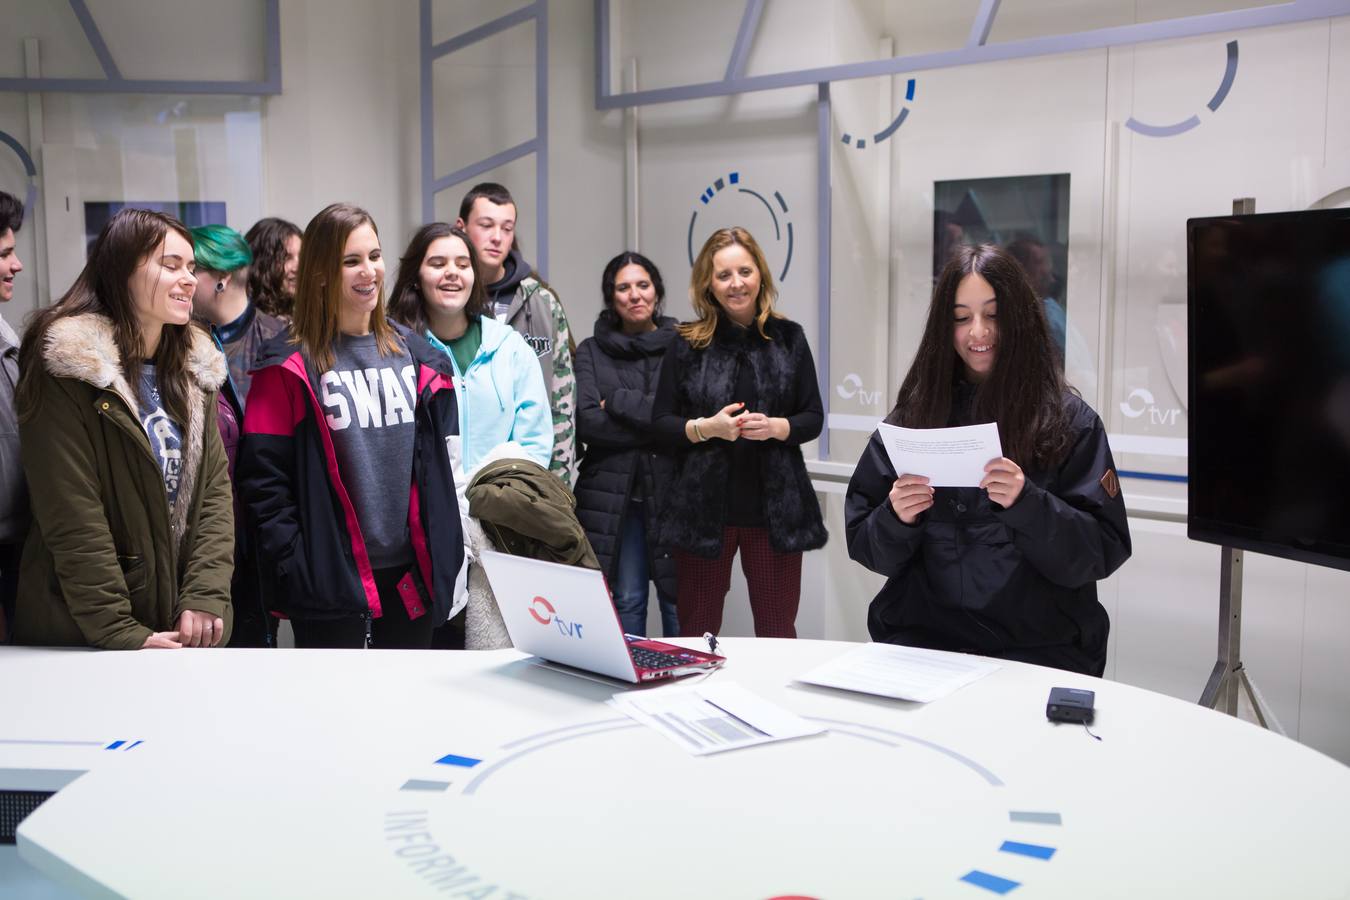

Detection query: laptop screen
(479, 551), (640, 682)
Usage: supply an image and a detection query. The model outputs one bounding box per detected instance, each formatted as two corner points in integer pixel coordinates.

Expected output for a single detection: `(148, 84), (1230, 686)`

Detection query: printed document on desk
(611, 682), (823, 756)
(796, 642), (1001, 703)
(878, 421), (1002, 487)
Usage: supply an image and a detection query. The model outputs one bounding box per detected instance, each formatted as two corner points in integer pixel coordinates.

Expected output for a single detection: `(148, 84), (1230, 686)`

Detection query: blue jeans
(612, 500), (679, 637)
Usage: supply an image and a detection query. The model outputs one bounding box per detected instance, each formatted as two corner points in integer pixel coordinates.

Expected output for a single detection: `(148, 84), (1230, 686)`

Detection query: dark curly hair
(244, 216), (301, 318)
(0, 191), (22, 234)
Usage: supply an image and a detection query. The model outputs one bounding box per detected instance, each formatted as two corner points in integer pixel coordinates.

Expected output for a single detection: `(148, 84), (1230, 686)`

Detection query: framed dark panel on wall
(933, 174), (1070, 357)
(84, 202), (227, 256)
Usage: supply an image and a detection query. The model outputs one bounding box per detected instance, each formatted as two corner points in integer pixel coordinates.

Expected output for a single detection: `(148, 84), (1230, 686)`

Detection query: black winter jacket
(652, 315), (827, 559)
(845, 390), (1131, 676)
(236, 324), (464, 625)
(574, 315), (678, 597)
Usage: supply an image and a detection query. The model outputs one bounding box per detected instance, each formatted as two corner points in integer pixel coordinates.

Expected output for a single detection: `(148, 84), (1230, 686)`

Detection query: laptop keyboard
(630, 647), (696, 670)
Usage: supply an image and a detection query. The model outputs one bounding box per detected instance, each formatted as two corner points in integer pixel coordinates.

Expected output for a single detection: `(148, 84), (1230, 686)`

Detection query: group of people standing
(574, 228), (828, 642)
(0, 177), (1130, 676)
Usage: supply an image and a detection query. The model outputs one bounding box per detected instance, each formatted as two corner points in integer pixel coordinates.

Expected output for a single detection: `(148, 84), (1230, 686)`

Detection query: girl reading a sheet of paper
(844, 244), (1131, 676)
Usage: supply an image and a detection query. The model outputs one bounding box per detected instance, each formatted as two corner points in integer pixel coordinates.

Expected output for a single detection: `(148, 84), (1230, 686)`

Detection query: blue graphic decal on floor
(960, 870), (1021, 894)
(1000, 840), (1056, 860)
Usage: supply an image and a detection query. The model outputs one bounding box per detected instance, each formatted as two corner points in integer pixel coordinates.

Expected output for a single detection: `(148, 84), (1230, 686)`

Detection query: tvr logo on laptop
(529, 596), (584, 639)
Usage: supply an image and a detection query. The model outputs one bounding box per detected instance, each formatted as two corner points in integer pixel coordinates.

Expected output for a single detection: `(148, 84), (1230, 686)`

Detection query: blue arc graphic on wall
(0, 130), (39, 217)
(841, 78), (917, 150)
(687, 171), (795, 281)
(1125, 40), (1239, 137)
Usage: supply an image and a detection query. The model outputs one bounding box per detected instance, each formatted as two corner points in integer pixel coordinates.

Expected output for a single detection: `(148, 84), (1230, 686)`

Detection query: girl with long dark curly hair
(845, 244), (1131, 676)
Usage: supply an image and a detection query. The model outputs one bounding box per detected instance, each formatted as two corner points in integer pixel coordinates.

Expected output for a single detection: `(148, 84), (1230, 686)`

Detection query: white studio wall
(605, 0), (1350, 765)
(0, 0), (1348, 765)
(261, 0), (420, 259)
(0, 0), (432, 323)
(0, 89), (39, 319)
(425, 0), (626, 312)
(0, 1), (277, 324)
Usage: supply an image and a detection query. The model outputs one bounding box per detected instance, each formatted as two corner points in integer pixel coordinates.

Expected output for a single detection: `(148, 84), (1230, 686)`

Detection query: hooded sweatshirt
(426, 314), (552, 474)
(484, 247), (575, 486)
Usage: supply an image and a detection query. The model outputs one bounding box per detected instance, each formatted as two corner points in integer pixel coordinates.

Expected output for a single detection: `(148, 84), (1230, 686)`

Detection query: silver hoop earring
(215, 281), (225, 294)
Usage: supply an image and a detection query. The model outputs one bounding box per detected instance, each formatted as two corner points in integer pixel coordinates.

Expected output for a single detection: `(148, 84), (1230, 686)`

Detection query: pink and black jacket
(236, 323), (464, 625)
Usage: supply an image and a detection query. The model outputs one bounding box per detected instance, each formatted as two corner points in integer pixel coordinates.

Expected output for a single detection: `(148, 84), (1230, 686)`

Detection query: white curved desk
(2, 639), (1347, 899)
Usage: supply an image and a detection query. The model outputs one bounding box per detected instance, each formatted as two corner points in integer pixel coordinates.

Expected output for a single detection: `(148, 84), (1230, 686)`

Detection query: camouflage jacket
(498, 276), (576, 487)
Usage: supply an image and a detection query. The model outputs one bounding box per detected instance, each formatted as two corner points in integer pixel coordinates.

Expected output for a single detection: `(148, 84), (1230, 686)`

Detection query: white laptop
(478, 550), (725, 683)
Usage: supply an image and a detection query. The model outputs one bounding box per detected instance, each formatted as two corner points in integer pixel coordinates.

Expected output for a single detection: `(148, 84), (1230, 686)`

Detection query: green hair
(191, 224), (253, 275)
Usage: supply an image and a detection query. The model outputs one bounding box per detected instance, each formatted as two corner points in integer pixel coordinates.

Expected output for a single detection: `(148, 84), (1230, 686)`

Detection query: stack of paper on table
(611, 682), (823, 756)
(796, 642), (1000, 703)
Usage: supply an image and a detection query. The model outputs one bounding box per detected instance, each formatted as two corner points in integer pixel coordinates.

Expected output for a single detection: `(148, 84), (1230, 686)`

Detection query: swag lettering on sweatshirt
(319, 365), (417, 431)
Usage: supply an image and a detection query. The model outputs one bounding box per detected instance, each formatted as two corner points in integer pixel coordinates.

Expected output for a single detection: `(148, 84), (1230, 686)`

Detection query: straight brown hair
(18, 208), (199, 426)
(290, 203), (401, 372)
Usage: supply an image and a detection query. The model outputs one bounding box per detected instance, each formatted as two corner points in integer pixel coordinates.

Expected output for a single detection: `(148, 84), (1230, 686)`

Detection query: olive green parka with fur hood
(14, 314), (234, 649)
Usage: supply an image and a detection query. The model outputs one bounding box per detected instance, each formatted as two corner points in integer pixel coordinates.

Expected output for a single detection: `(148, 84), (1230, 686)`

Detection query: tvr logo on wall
(528, 596), (584, 639)
(836, 373), (882, 406)
(1119, 388), (1181, 426)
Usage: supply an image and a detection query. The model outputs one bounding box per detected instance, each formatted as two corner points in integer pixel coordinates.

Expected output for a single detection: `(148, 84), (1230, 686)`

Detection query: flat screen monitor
(1187, 208), (1350, 571)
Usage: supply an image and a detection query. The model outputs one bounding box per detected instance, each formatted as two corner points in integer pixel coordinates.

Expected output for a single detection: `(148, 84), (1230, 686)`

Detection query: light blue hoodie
(426, 316), (552, 474)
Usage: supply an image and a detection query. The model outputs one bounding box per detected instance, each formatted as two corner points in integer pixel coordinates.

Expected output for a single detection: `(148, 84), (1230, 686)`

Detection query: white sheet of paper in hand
(795, 642), (1000, 703)
(877, 421), (1003, 487)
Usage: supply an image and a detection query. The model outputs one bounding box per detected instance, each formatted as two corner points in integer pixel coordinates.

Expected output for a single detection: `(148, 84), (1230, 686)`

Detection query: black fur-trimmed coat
(651, 315), (827, 559)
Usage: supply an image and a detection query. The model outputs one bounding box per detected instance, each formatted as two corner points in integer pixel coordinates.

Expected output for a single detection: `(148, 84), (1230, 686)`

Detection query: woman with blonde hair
(237, 203), (464, 649)
(650, 227), (826, 638)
